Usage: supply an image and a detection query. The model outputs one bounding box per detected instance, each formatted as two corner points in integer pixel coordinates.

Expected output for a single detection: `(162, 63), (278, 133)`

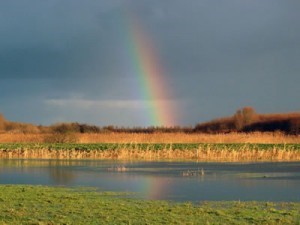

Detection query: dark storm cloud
(0, 0), (121, 79)
(0, 0), (299, 125)
(150, 1), (300, 76)
(2, 0), (299, 80)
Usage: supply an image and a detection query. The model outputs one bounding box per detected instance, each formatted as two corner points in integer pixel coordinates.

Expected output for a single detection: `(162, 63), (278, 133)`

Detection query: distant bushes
(243, 118), (300, 135)
(0, 108), (299, 135)
(194, 117), (236, 133)
(0, 113), (42, 134)
(50, 123), (101, 134)
(194, 107), (259, 133)
(290, 118), (300, 135)
(44, 123), (102, 143)
(4, 122), (41, 134)
(242, 110), (300, 135)
(101, 126), (194, 134)
(194, 107), (300, 135)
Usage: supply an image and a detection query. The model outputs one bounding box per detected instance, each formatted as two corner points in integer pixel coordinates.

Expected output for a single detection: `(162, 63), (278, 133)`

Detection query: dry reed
(1, 132), (299, 161)
(0, 132), (299, 144)
(0, 145), (299, 162)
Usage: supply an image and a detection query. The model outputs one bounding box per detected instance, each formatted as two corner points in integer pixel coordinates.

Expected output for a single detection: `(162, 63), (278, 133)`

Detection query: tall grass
(78, 132), (300, 144)
(0, 132), (298, 144)
(0, 143), (299, 161)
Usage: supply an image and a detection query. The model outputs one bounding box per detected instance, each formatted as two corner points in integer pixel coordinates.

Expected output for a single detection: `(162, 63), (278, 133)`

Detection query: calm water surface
(1, 159), (300, 202)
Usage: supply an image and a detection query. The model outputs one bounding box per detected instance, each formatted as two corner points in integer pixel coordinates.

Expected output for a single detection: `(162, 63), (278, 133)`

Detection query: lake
(1, 159), (300, 202)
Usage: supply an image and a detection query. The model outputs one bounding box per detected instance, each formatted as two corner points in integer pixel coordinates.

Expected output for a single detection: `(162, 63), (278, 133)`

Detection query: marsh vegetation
(0, 109), (299, 224)
(0, 143), (299, 161)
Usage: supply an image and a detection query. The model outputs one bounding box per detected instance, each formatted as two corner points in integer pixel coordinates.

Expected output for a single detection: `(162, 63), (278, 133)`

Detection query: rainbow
(123, 9), (176, 126)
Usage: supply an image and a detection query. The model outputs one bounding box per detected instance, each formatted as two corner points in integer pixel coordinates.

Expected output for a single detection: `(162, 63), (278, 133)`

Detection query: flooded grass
(0, 185), (299, 224)
(0, 143), (299, 161)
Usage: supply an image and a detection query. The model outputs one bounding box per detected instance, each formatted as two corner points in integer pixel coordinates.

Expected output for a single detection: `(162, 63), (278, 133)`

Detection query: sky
(1, 0), (299, 127)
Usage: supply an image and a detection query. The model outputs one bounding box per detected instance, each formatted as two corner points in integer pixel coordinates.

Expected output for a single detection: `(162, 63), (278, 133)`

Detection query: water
(1, 159), (300, 202)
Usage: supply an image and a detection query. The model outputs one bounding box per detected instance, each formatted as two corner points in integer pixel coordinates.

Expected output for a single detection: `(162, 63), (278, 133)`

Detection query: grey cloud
(0, 0), (299, 125)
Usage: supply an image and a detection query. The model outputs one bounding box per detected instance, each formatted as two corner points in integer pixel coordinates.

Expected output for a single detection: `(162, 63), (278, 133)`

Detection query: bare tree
(234, 107), (257, 130)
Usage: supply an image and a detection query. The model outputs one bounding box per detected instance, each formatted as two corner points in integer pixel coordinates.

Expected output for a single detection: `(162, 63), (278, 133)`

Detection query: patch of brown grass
(0, 133), (45, 143)
(0, 132), (299, 144)
(77, 132), (300, 144)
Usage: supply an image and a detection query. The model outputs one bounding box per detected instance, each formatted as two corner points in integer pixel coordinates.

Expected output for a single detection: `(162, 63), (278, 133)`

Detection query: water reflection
(0, 160), (300, 202)
(48, 168), (75, 185)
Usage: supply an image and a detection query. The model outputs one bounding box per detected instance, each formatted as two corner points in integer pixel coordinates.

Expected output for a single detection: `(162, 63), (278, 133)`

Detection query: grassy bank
(0, 143), (300, 161)
(0, 185), (299, 225)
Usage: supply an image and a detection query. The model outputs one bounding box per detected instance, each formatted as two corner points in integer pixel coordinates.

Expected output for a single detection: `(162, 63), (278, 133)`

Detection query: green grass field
(0, 185), (299, 225)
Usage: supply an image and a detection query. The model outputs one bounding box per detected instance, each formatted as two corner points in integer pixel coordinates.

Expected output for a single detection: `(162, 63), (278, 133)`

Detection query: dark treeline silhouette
(194, 117), (236, 133)
(242, 118), (300, 135)
(101, 126), (194, 134)
(194, 107), (300, 135)
(48, 123), (194, 134)
(0, 108), (299, 135)
(51, 122), (102, 133)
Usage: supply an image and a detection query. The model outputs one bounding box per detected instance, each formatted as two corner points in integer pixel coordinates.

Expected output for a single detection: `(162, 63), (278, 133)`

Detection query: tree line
(0, 107), (299, 135)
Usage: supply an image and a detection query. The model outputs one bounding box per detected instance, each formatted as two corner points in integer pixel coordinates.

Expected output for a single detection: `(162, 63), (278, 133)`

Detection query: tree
(234, 109), (243, 130)
(242, 107), (257, 125)
(234, 107), (257, 130)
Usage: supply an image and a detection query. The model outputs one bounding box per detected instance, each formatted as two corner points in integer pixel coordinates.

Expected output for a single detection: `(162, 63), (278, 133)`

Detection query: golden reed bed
(1, 132), (299, 161)
(0, 132), (299, 144)
(1, 147), (300, 161)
